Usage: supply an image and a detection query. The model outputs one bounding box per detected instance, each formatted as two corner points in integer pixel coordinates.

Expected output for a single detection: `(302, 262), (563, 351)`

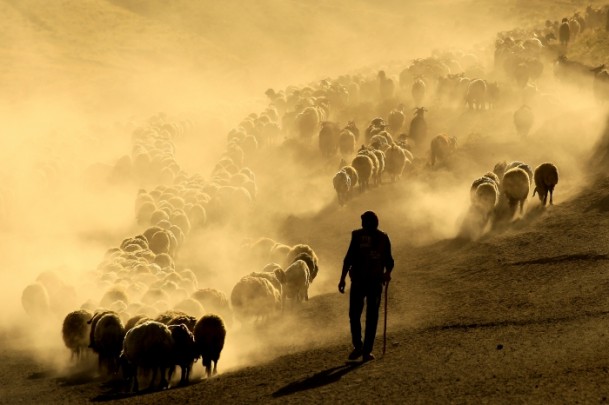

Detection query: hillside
(2, 0), (609, 403)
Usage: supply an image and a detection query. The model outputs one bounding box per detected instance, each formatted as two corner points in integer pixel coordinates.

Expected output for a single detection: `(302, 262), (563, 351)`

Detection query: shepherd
(338, 211), (394, 362)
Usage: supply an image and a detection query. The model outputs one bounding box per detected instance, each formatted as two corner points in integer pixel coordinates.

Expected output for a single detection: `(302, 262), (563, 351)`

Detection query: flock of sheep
(16, 3), (609, 396)
(463, 161), (559, 240)
(20, 110), (320, 392)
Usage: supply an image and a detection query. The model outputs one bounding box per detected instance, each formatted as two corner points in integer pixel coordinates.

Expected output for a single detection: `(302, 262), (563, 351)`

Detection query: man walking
(338, 211), (394, 361)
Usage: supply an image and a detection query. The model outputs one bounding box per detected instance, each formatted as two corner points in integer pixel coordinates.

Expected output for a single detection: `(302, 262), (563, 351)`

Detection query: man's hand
(382, 271), (391, 285)
(338, 278), (346, 294)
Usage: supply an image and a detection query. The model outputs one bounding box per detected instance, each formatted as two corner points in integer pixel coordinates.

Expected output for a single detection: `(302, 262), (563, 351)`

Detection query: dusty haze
(1, 0), (608, 383)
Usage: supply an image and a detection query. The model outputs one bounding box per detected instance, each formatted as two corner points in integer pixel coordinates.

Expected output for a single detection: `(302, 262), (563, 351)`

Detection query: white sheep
(372, 149), (385, 185)
(502, 167), (530, 217)
(248, 269), (286, 296)
(230, 276), (282, 322)
(383, 144), (407, 182)
(286, 244), (319, 282)
(341, 165), (359, 192)
(351, 154), (373, 192)
(283, 260), (311, 304)
(506, 161), (533, 184)
(62, 309), (93, 361)
(193, 314), (227, 378)
(333, 170), (351, 206)
(533, 163), (559, 206)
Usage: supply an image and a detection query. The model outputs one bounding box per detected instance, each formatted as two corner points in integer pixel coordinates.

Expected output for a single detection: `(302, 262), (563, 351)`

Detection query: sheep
(533, 163), (559, 206)
(351, 154), (373, 192)
(472, 179), (499, 214)
(559, 18), (570, 47)
(466, 79), (487, 109)
(174, 298), (205, 318)
(319, 121), (340, 158)
(21, 283), (50, 317)
(191, 288), (232, 325)
(501, 167), (530, 217)
(357, 147), (380, 186)
(470, 172), (500, 200)
(62, 309), (93, 361)
(461, 172), (501, 240)
(338, 129), (356, 157)
(341, 166), (359, 192)
(100, 287), (129, 309)
(344, 121), (360, 142)
(296, 106), (321, 140)
(412, 78), (426, 106)
(92, 312), (125, 375)
(371, 149), (385, 185)
(514, 105), (534, 137)
(167, 314), (197, 332)
(569, 18), (580, 40)
(248, 237), (276, 266)
(155, 310), (188, 325)
(230, 276), (282, 321)
(286, 244), (319, 282)
(193, 315), (226, 378)
(125, 315), (151, 332)
(506, 161), (533, 184)
(408, 107), (428, 149)
(333, 170), (351, 206)
(168, 324), (198, 386)
(384, 144), (408, 182)
(283, 260), (311, 304)
(269, 243), (292, 267)
(430, 134), (457, 166)
(387, 107), (405, 134)
(120, 320), (175, 392)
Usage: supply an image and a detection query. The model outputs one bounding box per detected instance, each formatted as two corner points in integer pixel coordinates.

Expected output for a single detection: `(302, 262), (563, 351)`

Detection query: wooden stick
(383, 281), (389, 356)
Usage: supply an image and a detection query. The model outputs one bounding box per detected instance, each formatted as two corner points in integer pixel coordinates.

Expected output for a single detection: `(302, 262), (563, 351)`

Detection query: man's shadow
(272, 362), (364, 398)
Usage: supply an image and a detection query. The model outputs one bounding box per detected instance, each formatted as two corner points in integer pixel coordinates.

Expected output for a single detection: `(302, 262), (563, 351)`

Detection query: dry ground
(2, 0), (609, 404)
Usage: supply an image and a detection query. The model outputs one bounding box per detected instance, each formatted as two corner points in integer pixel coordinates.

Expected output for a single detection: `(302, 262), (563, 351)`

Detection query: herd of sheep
(20, 111), (321, 392)
(16, 3), (609, 396)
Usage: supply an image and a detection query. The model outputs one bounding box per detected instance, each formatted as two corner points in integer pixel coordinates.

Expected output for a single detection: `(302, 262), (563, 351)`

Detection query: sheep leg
(213, 361), (218, 376)
(549, 187), (554, 205)
(159, 367), (169, 390)
(132, 368), (139, 393)
(148, 368), (157, 391)
(181, 366), (189, 385)
(519, 200), (524, 215)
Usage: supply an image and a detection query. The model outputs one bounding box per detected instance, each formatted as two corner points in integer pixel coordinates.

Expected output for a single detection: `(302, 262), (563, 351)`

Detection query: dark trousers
(349, 280), (383, 354)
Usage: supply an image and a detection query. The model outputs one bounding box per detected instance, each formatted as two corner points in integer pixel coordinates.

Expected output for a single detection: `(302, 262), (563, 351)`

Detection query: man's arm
(383, 234), (394, 284)
(339, 232), (356, 293)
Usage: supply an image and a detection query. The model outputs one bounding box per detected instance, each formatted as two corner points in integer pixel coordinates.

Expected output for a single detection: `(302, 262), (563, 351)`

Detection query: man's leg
(362, 283), (383, 355)
(349, 282), (365, 351)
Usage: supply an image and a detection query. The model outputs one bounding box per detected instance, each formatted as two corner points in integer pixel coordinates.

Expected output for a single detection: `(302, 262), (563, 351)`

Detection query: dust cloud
(0, 0), (608, 385)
